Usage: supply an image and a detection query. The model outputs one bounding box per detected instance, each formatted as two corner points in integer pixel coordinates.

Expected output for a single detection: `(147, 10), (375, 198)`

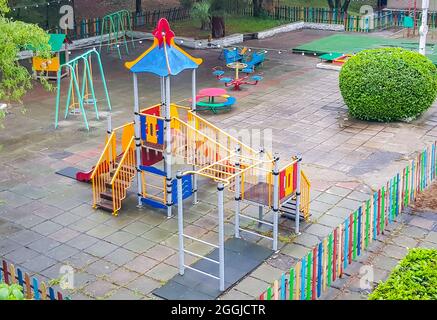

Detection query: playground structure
(87, 18), (311, 292)
(194, 88), (236, 113)
(54, 49), (112, 131)
(213, 63), (264, 91)
(32, 34), (69, 81)
(99, 10), (135, 60)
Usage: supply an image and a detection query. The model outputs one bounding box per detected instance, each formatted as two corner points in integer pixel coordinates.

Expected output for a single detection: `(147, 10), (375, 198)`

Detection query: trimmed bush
(339, 48), (437, 122)
(369, 248), (437, 300)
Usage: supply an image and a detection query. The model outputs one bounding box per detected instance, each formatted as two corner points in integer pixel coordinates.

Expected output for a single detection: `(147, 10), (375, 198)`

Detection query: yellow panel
(170, 104), (179, 129)
(121, 124), (135, 152)
(284, 165), (294, 196)
(146, 116), (158, 144)
(33, 56), (60, 72)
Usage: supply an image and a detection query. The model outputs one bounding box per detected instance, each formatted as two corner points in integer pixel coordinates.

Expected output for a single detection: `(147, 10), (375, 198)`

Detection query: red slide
(76, 168), (95, 183)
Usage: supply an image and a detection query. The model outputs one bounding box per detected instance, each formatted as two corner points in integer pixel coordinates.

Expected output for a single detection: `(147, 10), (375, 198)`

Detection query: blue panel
(140, 114), (147, 141)
(172, 174), (193, 204)
(157, 119), (164, 145)
(140, 165), (165, 176)
(141, 197), (167, 209)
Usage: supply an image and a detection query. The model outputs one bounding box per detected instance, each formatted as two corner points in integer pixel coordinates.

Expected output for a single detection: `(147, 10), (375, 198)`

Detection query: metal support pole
(177, 171), (185, 276)
(217, 182), (225, 291)
(272, 154), (280, 252)
(234, 145), (241, 238)
(133, 74), (143, 207)
(419, 0), (429, 55)
(295, 156), (302, 235)
(258, 147), (265, 227)
(165, 76), (173, 218)
(160, 76), (165, 115)
(191, 69), (198, 205)
(107, 113), (112, 134)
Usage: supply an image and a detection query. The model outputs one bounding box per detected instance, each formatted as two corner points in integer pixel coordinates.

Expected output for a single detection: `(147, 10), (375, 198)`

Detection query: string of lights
(10, 0), (72, 11)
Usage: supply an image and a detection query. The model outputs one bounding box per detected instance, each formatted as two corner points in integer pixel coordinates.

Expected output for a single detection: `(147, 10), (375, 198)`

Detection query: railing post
(218, 182), (225, 291)
(177, 171), (185, 276)
(258, 147), (265, 227)
(272, 154), (280, 251)
(234, 145), (241, 238)
(191, 69), (198, 205)
(295, 156), (302, 235)
(133, 73), (143, 207)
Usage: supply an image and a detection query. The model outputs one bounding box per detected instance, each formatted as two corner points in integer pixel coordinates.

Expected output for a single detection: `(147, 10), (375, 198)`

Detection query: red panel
(144, 105), (160, 116)
(279, 170), (286, 199)
(293, 162), (298, 193)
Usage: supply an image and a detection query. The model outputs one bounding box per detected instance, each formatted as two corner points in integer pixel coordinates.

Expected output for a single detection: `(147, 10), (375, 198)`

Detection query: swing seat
(251, 75), (263, 82)
(213, 70), (225, 77)
(84, 98), (97, 105)
(219, 77), (232, 83)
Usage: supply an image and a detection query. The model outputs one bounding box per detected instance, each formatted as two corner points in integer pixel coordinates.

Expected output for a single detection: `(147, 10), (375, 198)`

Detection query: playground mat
(293, 34), (437, 58)
(153, 238), (273, 300)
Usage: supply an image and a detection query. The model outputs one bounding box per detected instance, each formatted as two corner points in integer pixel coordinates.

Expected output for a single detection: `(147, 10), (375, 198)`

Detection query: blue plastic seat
(242, 67), (254, 74)
(219, 77), (232, 83)
(251, 75), (263, 82)
(213, 70), (225, 77)
(223, 96), (236, 106)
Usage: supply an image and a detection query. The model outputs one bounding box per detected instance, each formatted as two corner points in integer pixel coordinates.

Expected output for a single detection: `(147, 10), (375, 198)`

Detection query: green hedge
(369, 248), (437, 300)
(339, 48), (437, 122)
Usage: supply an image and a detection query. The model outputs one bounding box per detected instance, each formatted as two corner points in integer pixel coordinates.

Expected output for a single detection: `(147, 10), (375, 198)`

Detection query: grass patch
(369, 248), (437, 300)
(170, 16), (288, 39)
(278, 0), (379, 15)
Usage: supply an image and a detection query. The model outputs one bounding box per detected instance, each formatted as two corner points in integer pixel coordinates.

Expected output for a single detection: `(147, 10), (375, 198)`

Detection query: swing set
(54, 49), (112, 131)
(99, 10), (135, 60)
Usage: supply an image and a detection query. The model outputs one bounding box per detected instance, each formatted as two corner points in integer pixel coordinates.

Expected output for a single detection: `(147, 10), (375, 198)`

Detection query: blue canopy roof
(125, 19), (202, 76)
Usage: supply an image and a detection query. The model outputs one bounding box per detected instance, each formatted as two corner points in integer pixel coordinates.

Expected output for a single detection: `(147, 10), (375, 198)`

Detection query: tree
(210, 0), (225, 38)
(327, 0), (351, 13)
(135, 0), (142, 13)
(191, 1), (211, 31)
(0, 0), (51, 112)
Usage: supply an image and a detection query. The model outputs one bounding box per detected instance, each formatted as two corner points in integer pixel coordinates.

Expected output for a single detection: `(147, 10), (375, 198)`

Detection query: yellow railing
(91, 122), (134, 209)
(111, 137), (136, 216)
(300, 170), (311, 221)
(187, 111), (272, 160)
(141, 171), (166, 205)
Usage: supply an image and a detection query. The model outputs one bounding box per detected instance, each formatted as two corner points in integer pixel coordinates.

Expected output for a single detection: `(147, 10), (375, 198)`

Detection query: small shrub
(0, 283), (25, 300)
(339, 48), (437, 122)
(369, 248), (437, 300)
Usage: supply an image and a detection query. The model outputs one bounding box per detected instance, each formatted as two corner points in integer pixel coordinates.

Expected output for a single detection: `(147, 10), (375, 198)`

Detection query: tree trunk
(341, 0), (351, 14)
(211, 16), (225, 38)
(327, 0), (334, 10)
(253, 0), (264, 17)
(136, 0), (142, 13)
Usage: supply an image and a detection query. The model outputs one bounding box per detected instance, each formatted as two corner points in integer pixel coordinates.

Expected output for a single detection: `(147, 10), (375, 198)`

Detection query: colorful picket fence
(259, 141), (437, 300)
(0, 259), (65, 300)
(51, 7), (190, 40)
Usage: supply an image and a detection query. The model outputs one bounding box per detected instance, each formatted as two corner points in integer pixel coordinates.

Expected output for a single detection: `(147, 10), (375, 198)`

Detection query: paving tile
(69, 217), (100, 232)
(5, 247), (39, 264)
(390, 235), (419, 248)
(372, 255), (399, 272)
(66, 233), (99, 250)
(83, 279), (117, 298)
(33, 205), (64, 219)
(0, 238), (22, 255)
(107, 288), (142, 300)
(22, 255), (57, 273)
(64, 251), (98, 270)
(293, 233), (320, 248)
(408, 217), (435, 230)
(86, 224), (118, 239)
(142, 227), (174, 243)
(325, 206), (352, 220)
(104, 230), (136, 246)
(309, 201), (333, 214)
(336, 198), (362, 211)
(124, 255), (159, 274)
(46, 244), (79, 261)
(234, 276), (269, 298)
(382, 244), (408, 260)
(325, 186), (352, 197)
(7, 229), (42, 246)
(145, 263), (178, 282)
(250, 264), (285, 283)
(124, 237), (156, 254)
(128, 277), (161, 295)
(144, 244), (175, 262)
(27, 237), (61, 253)
(221, 289), (254, 300)
(122, 221), (152, 236)
(15, 214), (46, 228)
(31, 220), (63, 236)
(0, 191), (33, 208)
(280, 243), (311, 259)
(52, 212), (82, 226)
(104, 248), (137, 266)
(346, 191), (371, 202)
(84, 240), (118, 258)
(49, 227), (80, 243)
(424, 231), (437, 244)
(107, 267), (139, 286)
(86, 259), (119, 277)
(315, 193), (343, 205)
(316, 214), (345, 228)
(305, 223), (333, 238)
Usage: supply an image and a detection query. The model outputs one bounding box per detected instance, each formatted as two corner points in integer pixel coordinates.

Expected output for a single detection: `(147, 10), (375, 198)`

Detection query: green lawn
(279, 0), (379, 15)
(170, 16), (288, 39)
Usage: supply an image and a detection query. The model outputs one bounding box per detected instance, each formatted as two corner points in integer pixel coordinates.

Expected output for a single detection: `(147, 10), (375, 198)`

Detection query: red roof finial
(153, 18), (175, 47)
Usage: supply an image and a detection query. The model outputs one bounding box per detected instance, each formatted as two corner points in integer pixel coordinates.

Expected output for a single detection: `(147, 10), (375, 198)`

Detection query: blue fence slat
(32, 277), (40, 300)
